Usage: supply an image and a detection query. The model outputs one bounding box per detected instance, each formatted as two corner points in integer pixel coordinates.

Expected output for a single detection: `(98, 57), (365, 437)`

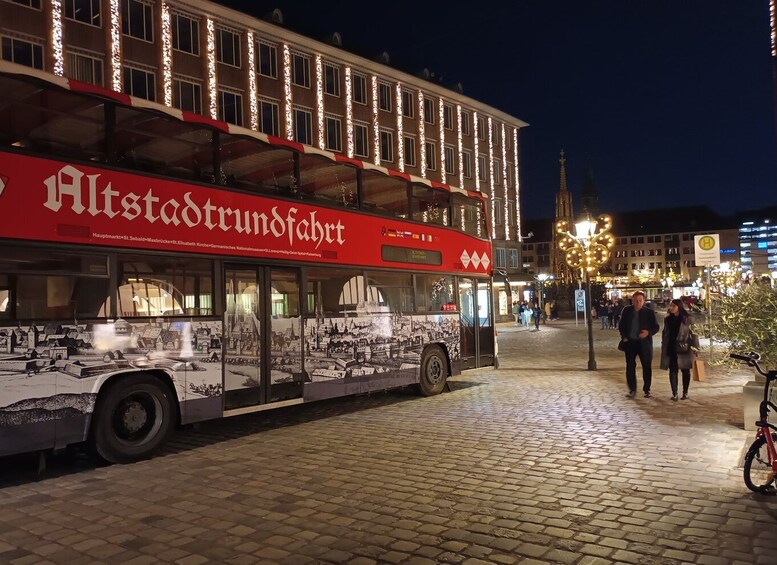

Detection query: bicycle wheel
(743, 434), (777, 493)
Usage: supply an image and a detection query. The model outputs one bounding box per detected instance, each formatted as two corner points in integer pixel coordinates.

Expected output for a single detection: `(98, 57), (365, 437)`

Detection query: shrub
(714, 282), (777, 367)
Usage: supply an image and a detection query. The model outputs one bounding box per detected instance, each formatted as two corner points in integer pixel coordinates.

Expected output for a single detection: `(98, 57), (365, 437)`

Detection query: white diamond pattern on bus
(471, 251), (481, 269)
(480, 254), (490, 271)
(460, 250), (471, 268)
(0, 175), (6, 197)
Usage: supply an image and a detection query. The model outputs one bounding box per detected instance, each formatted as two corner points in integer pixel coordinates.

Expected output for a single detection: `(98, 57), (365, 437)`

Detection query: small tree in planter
(714, 282), (777, 367)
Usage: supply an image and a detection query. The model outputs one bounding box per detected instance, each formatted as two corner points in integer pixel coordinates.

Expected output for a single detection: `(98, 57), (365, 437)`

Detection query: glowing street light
(536, 273), (554, 315)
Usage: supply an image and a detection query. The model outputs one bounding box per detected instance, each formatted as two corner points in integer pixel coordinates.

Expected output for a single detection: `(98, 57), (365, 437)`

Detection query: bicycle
(730, 352), (777, 494)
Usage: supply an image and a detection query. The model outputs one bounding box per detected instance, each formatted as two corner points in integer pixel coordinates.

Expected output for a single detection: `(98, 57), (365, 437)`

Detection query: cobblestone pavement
(1, 318), (775, 565)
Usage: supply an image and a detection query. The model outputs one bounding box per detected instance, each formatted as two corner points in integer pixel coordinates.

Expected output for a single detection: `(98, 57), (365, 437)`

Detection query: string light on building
(247, 32), (258, 130)
(50, 0), (64, 76)
(110, 0), (121, 91)
(501, 124), (509, 241)
(771, 0), (776, 57)
(395, 83), (404, 171)
(513, 128), (521, 241)
(206, 18), (217, 120)
(438, 98), (446, 181)
(371, 76), (379, 165)
(473, 111), (480, 191)
(282, 44), (293, 140)
(418, 91), (426, 177)
(345, 67), (354, 158)
(456, 104), (464, 188)
(315, 55), (325, 149)
(487, 116), (495, 239)
(161, 2), (173, 106)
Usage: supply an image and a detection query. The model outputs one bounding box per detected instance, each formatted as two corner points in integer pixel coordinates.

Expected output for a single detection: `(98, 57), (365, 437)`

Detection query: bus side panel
(301, 313), (460, 401)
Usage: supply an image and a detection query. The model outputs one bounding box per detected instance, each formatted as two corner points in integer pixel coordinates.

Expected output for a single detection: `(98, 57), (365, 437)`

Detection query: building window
(216, 28), (240, 67)
(122, 0), (153, 42)
(380, 129), (393, 162)
(218, 90), (243, 126)
(478, 155), (487, 182)
(65, 0), (100, 27)
(505, 164), (512, 188)
(172, 13), (199, 55)
(508, 201), (515, 225)
(425, 141), (436, 171)
(325, 116), (342, 152)
(509, 249), (519, 268)
(1, 37), (43, 69)
(324, 64), (340, 96)
(492, 121), (499, 145)
(462, 151), (472, 178)
(495, 248), (506, 268)
(66, 51), (103, 86)
(291, 53), (310, 87)
(443, 104), (453, 130)
(404, 136), (416, 167)
(354, 122), (369, 158)
(7, 0), (41, 8)
(257, 42), (277, 78)
(402, 90), (414, 118)
(294, 107), (312, 145)
(494, 199), (502, 225)
(461, 111), (470, 135)
(493, 159), (501, 185)
(477, 116), (486, 140)
(123, 65), (155, 100)
(352, 73), (366, 104)
(378, 82), (391, 112)
(445, 145), (455, 176)
(173, 78), (202, 114)
(424, 98), (435, 124)
(259, 99), (279, 136)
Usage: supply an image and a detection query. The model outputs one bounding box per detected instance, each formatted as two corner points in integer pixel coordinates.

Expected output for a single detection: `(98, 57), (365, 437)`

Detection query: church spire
(559, 150), (568, 193)
(551, 149), (576, 283)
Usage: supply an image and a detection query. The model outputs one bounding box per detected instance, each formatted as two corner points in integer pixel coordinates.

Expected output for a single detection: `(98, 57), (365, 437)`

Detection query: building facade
(738, 207), (777, 275)
(0, 0), (527, 319)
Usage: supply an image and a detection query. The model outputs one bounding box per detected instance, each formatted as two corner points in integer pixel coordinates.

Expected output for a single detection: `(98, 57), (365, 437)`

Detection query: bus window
(411, 185), (449, 226)
(298, 154), (358, 208)
(361, 170), (409, 218)
(116, 255), (213, 317)
(221, 135), (296, 195)
(414, 274), (456, 312)
(306, 267), (364, 316)
(451, 193), (486, 238)
(365, 272), (414, 313)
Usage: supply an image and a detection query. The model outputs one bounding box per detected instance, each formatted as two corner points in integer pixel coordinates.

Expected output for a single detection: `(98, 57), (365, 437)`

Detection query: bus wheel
(92, 374), (176, 464)
(417, 345), (448, 397)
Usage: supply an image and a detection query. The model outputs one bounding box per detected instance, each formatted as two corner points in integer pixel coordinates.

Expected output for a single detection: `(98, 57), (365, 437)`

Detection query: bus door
(224, 266), (303, 410)
(458, 277), (494, 369)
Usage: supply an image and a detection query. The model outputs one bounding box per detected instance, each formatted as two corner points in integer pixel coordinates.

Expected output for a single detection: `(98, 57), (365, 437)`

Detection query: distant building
(737, 207), (777, 275)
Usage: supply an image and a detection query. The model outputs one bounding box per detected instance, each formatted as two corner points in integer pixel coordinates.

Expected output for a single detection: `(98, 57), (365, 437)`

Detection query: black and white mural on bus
(0, 319), (223, 456)
(301, 313), (460, 401)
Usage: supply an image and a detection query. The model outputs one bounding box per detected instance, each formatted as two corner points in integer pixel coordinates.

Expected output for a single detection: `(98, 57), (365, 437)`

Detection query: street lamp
(536, 273), (553, 314)
(556, 213), (615, 370)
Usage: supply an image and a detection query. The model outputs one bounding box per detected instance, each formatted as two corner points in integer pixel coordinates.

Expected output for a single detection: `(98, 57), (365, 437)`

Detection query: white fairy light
(247, 32), (258, 129)
(438, 98), (446, 181)
(345, 67), (354, 158)
(514, 127), (521, 241)
(396, 83), (404, 171)
(772, 0), (776, 57)
(206, 18), (217, 119)
(315, 54), (325, 149)
(456, 104), (463, 188)
(473, 111), (480, 191)
(501, 123), (509, 240)
(161, 2), (173, 106)
(110, 0), (121, 90)
(371, 76), (379, 165)
(51, 0), (64, 76)
(418, 91), (426, 177)
(283, 44), (293, 140)
(488, 116), (495, 239)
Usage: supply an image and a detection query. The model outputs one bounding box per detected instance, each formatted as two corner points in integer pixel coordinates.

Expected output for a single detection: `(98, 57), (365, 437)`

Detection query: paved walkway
(0, 318), (775, 564)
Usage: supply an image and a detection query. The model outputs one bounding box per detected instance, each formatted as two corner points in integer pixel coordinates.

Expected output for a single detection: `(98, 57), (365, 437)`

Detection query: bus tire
(91, 374), (176, 464)
(416, 345), (448, 397)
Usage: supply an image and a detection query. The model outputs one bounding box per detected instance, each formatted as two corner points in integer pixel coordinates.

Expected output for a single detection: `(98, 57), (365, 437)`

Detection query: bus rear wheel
(92, 374), (176, 464)
(417, 345), (448, 397)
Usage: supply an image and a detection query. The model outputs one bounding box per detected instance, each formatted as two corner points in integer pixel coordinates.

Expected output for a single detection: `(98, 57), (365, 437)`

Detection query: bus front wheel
(417, 345), (448, 397)
(91, 374), (176, 464)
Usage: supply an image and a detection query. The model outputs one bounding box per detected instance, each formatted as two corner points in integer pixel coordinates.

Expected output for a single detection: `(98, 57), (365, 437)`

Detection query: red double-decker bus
(0, 62), (495, 463)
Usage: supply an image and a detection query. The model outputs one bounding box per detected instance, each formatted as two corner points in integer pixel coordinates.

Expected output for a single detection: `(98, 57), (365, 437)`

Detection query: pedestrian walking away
(618, 291), (659, 398)
(660, 298), (698, 400)
(512, 301), (520, 326)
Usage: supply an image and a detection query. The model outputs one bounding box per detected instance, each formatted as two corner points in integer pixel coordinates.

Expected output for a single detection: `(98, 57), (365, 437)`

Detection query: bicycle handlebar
(729, 352), (774, 379)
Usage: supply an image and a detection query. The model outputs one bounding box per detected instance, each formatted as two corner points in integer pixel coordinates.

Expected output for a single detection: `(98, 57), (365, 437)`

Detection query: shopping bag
(692, 359), (705, 381)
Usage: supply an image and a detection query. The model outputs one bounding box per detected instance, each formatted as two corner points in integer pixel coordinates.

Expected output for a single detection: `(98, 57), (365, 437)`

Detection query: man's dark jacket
(618, 305), (660, 345)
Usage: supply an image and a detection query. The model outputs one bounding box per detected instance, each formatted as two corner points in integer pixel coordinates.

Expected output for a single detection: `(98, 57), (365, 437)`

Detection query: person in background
(533, 302), (541, 330)
(544, 300), (552, 324)
(659, 298), (696, 401)
(512, 301), (521, 326)
(618, 291), (660, 398)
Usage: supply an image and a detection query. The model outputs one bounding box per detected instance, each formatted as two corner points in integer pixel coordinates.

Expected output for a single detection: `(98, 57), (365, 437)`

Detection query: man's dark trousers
(624, 339), (652, 393)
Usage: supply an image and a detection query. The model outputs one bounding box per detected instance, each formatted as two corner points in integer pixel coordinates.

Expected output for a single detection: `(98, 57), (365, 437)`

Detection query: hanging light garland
(247, 31), (258, 130)
(282, 44), (293, 140)
(109, 0), (121, 91)
(438, 98), (446, 181)
(456, 104), (464, 188)
(513, 128), (521, 241)
(161, 2), (173, 106)
(473, 111), (480, 191)
(501, 124), (509, 240)
(345, 66), (354, 157)
(395, 83), (404, 171)
(418, 91), (426, 177)
(371, 76), (379, 165)
(315, 54), (325, 149)
(206, 18), (217, 119)
(487, 116), (495, 239)
(50, 0), (64, 76)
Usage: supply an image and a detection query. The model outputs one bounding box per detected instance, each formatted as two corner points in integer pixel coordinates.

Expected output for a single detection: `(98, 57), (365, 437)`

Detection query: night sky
(218, 0), (777, 219)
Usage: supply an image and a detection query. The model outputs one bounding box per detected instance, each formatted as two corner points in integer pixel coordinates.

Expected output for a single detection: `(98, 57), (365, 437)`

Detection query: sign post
(694, 234), (720, 359)
(575, 288), (586, 328)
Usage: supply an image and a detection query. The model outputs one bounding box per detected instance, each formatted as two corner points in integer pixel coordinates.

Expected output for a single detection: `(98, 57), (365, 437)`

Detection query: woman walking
(659, 298), (696, 401)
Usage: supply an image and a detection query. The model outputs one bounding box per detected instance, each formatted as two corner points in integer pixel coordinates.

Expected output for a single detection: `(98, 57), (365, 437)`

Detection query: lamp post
(556, 213), (615, 370)
(536, 273), (553, 315)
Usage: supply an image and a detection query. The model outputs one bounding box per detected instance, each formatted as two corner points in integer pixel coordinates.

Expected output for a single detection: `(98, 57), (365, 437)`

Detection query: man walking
(618, 291), (659, 398)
